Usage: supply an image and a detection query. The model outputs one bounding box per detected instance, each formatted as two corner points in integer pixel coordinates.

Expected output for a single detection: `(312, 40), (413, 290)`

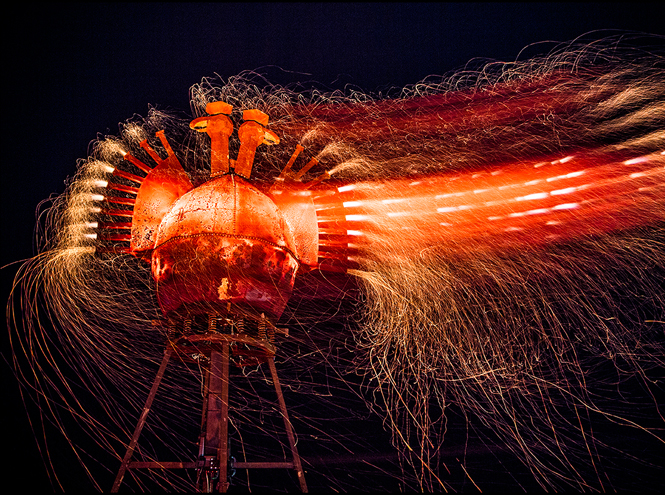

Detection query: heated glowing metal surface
(129, 132), (194, 258)
(126, 103), (314, 321)
(152, 173), (299, 319)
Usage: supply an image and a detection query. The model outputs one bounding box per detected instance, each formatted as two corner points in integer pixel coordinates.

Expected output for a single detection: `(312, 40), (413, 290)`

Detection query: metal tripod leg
(267, 357), (308, 492)
(111, 347), (173, 492)
(196, 344), (231, 493)
(205, 345), (230, 493)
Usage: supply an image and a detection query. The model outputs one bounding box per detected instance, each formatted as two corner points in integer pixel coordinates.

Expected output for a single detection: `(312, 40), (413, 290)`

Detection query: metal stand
(111, 314), (307, 493)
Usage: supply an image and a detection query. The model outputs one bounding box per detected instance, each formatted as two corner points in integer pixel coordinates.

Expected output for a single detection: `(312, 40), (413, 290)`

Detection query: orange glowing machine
(111, 102), (321, 492)
(131, 101), (318, 323)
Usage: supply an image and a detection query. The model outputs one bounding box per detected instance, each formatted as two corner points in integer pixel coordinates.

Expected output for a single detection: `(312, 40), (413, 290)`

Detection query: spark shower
(7, 34), (664, 491)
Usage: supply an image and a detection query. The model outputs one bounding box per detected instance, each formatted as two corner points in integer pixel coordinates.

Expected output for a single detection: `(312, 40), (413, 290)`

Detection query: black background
(3, 3), (663, 492)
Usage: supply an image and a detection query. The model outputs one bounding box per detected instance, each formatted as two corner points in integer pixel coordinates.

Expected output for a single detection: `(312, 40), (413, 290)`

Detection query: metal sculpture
(8, 35), (665, 493)
(110, 103), (320, 492)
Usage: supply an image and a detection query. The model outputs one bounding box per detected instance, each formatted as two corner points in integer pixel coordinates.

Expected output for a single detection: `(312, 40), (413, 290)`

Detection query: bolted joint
(196, 455), (219, 471)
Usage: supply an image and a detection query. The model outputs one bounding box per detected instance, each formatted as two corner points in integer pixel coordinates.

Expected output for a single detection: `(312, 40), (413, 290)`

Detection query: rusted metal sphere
(152, 173), (299, 321)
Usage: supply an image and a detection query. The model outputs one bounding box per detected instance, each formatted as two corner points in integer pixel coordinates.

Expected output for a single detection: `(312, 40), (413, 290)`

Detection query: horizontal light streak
(546, 170), (585, 182)
(345, 214), (369, 221)
(552, 203), (579, 210)
(437, 206), (470, 213)
(516, 192), (549, 201)
(535, 155), (575, 168)
(509, 208), (550, 217)
(489, 202), (580, 221)
(624, 156), (649, 165)
(550, 186), (582, 195)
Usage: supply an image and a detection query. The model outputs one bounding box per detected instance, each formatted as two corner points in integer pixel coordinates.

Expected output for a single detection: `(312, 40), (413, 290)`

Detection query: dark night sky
(3, 3), (663, 492)
(5, 3), (664, 267)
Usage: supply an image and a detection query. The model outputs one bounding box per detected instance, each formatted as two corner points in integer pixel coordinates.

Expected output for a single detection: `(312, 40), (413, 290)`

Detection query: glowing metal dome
(152, 173), (299, 320)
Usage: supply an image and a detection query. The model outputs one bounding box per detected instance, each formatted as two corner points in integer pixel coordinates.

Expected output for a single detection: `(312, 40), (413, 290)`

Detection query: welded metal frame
(110, 317), (307, 493)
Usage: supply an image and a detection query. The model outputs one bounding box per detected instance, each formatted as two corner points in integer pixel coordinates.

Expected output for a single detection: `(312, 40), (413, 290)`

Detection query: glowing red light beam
(318, 150), (663, 260)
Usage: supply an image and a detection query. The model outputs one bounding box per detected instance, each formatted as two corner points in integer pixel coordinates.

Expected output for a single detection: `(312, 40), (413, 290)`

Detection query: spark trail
(7, 34), (665, 491)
